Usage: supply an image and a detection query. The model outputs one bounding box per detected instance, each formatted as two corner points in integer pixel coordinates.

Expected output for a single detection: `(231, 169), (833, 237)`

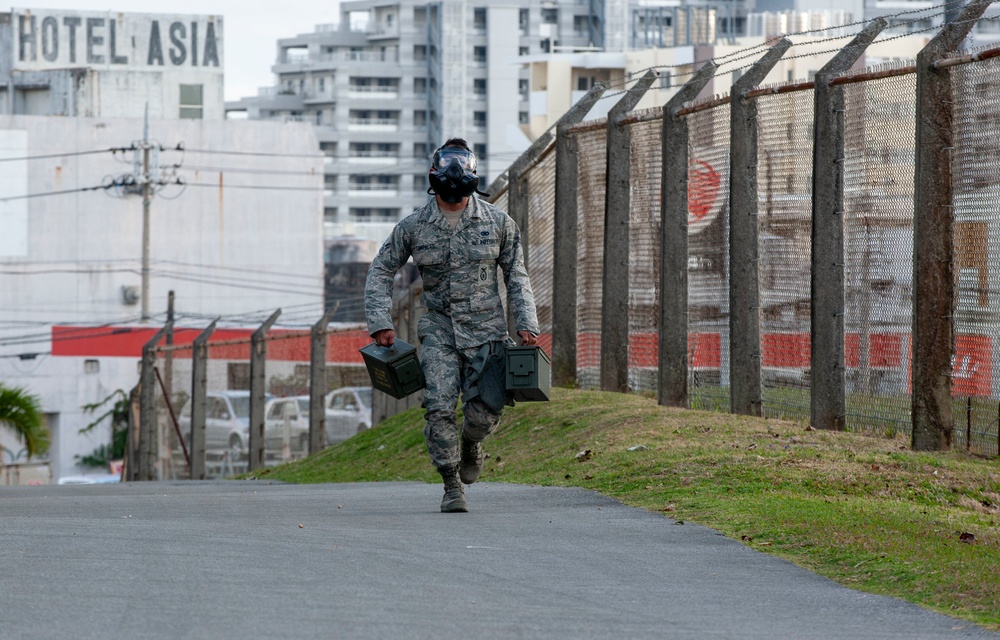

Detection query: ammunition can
(505, 345), (551, 402)
(359, 339), (425, 399)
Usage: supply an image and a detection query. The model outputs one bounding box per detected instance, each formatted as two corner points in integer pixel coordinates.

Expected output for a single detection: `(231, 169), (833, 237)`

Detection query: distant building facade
(0, 9), (328, 482)
(0, 8), (225, 118)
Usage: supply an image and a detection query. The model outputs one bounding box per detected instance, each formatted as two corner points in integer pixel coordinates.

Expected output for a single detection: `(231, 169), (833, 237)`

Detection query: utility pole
(141, 103), (152, 321)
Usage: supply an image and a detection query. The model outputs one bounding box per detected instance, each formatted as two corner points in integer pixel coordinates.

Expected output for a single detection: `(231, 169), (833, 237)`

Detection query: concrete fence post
(601, 70), (658, 392)
(309, 306), (338, 455)
(552, 84), (608, 387)
(138, 322), (172, 481)
(248, 309), (281, 471)
(911, 0), (991, 451)
(189, 319), (218, 479)
(659, 61), (719, 407)
(810, 19), (886, 431)
(729, 38), (791, 417)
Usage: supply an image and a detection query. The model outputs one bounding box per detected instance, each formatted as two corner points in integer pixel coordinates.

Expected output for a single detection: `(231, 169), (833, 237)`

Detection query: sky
(13, 1), (343, 100)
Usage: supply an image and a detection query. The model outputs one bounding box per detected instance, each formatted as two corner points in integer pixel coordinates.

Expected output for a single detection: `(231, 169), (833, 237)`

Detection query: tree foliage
(0, 383), (49, 459)
(76, 389), (130, 469)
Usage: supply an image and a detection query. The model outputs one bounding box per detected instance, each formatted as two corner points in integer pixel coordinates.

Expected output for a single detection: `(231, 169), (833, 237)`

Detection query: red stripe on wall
(51, 326), (373, 363)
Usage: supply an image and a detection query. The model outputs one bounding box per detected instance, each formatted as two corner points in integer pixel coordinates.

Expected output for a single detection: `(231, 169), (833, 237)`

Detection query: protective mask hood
(428, 158), (480, 203)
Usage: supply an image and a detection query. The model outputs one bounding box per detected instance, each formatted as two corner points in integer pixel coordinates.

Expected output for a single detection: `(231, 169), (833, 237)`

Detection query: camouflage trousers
(418, 312), (504, 471)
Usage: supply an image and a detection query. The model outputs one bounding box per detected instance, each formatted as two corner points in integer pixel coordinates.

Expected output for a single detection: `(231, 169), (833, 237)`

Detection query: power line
(180, 146), (323, 159)
(0, 184), (112, 202)
(179, 180), (321, 192)
(0, 147), (131, 163)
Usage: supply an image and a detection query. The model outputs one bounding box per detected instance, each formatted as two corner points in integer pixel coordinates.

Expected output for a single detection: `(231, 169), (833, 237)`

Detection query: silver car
(178, 390), (273, 459)
(264, 397), (310, 456)
(324, 386), (372, 444)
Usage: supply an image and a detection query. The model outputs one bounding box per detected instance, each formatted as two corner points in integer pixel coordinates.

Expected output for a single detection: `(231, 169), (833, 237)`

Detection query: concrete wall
(0, 114), (322, 480)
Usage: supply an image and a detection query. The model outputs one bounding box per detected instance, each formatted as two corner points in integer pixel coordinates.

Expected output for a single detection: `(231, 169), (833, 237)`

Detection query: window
(519, 79), (529, 98)
(473, 78), (487, 96)
(519, 9), (529, 32)
(414, 142), (431, 159)
(519, 46), (529, 56)
(473, 111), (486, 128)
(318, 77), (325, 92)
(541, 8), (558, 24)
(474, 144), (486, 159)
(659, 73), (672, 90)
(179, 84), (203, 119)
(474, 8), (486, 30)
(414, 77), (427, 94)
(473, 46), (487, 63)
(414, 110), (427, 126)
(320, 142), (337, 157)
(519, 111), (528, 124)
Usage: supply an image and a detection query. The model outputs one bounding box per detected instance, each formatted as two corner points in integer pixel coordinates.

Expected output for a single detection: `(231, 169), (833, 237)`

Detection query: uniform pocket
(469, 245), (500, 261)
(413, 247), (448, 266)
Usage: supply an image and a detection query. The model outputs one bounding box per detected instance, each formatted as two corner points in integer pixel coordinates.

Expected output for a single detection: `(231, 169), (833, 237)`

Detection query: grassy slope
(251, 388), (1000, 630)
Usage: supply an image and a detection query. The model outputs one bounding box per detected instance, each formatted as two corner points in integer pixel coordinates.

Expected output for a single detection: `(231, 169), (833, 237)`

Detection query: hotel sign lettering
(13, 9), (223, 70)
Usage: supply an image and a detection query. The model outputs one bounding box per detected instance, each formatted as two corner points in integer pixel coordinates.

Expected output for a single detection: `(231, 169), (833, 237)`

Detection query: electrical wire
(0, 147), (132, 163)
(179, 147), (323, 159)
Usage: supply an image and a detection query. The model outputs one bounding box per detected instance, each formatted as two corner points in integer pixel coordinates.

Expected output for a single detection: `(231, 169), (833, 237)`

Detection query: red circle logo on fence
(688, 159), (722, 233)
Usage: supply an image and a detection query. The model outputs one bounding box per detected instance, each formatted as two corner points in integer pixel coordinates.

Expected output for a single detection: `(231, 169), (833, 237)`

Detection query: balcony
(348, 118), (400, 132)
(347, 153), (400, 165)
(347, 85), (400, 100)
(367, 24), (400, 40)
(348, 184), (400, 198)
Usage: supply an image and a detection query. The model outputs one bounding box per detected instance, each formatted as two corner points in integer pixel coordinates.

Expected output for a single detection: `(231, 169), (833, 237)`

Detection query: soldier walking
(365, 138), (539, 512)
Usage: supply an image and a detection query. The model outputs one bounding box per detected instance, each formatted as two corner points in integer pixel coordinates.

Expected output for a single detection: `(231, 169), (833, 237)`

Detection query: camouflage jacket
(365, 196), (539, 349)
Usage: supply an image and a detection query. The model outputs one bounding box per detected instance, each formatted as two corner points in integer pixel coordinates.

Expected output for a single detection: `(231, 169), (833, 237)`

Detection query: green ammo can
(505, 345), (551, 402)
(359, 339), (425, 399)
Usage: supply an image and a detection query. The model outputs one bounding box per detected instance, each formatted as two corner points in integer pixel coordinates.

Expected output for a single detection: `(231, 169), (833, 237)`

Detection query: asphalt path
(1, 480), (997, 640)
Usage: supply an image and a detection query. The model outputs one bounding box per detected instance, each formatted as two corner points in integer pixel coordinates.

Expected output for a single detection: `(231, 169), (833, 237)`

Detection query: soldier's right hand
(373, 329), (396, 347)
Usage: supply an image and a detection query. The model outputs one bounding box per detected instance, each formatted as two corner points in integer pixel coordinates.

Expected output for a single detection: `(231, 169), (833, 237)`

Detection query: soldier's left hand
(518, 330), (537, 346)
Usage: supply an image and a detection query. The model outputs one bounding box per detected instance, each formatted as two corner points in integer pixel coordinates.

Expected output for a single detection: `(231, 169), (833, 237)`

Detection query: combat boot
(439, 466), (468, 513)
(459, 435), (484, 485)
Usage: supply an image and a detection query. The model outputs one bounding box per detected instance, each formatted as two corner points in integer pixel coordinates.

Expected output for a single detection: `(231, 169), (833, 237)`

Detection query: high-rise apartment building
(225, 0), (729, 243)
(227, 0), (605, 242)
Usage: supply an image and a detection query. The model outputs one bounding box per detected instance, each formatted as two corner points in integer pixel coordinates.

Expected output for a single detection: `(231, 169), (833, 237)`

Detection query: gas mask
(428, 146), (480, 203)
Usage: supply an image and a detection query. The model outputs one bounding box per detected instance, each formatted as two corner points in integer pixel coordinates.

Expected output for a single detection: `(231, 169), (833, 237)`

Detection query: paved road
(2, 481), (997, 640)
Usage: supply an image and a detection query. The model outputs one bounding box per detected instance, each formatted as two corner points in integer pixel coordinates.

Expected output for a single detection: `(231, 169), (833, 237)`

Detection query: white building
(0, 7), (325, 483)
(1, 8), (225, 119)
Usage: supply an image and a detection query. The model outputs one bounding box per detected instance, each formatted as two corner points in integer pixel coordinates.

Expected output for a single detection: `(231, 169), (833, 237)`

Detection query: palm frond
(0, 384), (50, 458)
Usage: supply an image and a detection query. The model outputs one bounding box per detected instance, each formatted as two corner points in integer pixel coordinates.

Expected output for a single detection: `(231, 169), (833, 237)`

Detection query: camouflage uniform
(365, 196), (539, 470)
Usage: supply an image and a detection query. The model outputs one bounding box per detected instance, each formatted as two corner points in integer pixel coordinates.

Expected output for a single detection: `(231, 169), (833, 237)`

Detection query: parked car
(264, 396), (310, 456)
(324, 386), (373, 444)
(178, 390), (272, 459)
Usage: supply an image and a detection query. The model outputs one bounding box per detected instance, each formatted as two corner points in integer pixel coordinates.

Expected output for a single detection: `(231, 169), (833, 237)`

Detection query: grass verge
(249, 387), (1000, 630)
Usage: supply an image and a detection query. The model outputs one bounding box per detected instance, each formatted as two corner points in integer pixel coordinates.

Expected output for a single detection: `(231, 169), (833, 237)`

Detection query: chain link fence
(953, 49), (1000, 452)
(757, 88), (815, 421)
(493, 16), (1000, 455)
(842, 64), (916, 438)
(686, 100), (731, 411)
(576, 125), (608, 389)
(138, 323), (372, 480)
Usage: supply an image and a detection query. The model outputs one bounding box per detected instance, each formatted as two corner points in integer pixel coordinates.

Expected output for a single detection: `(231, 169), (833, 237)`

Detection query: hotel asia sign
(12, 8), (223, 71)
